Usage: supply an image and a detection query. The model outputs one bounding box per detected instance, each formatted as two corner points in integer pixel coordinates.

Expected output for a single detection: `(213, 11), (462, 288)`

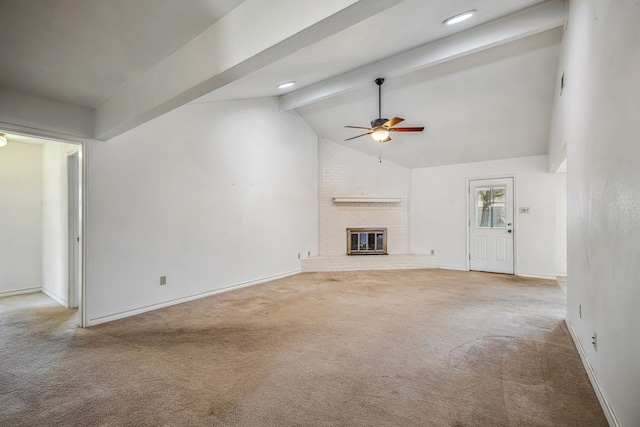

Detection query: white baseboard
(565, 318), (619, 427)
(438, 265), (468, 271)
(439, 267), (557, 280)
(556, 272), (567, 277)
(87, 270), (301, 326)
(0, 287), (41, 298)
(42, 288), (68, 307)
(515, 272), (557, 280)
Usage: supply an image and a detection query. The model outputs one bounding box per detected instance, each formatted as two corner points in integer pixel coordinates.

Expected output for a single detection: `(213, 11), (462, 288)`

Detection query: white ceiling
(0, 0), (565, 168)
(297, 28), (562, 168)
(0, 0), (244, 108)
(197, 0), (548, 102)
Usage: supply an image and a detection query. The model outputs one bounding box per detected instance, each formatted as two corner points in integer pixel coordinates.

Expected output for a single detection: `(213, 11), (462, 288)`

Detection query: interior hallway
(0, 269), (605, 426)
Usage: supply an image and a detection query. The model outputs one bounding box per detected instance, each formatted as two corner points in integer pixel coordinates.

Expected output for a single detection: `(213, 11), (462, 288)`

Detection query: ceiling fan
(345, 78), (424, 142)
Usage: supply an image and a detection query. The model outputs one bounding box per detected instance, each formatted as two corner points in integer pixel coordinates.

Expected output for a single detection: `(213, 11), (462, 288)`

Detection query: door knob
(508, 229), (512, 233)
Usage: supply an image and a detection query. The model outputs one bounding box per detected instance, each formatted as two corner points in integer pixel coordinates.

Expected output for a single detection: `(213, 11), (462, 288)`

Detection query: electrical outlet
(297, 253), (300, 259)
(308, 251), (311, 257)
(160, 276), (167, 286)
(592, 333), (597, 350)
(430, 249), (435, 255)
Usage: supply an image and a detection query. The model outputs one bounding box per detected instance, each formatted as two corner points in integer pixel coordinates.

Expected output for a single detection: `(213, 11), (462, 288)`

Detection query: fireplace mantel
(332, 197), (402, 203)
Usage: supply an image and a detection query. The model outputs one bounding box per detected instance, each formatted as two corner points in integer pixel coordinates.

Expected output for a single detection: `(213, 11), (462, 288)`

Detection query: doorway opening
(0, 131), (85, 326)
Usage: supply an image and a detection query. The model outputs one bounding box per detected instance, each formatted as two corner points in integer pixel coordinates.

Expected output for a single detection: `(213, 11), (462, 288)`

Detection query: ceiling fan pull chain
(378, 142), (382, 163)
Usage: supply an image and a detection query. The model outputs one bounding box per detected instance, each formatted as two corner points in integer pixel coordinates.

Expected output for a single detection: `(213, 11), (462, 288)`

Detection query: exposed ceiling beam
(94, 0), (405, 141)
(280, 0), (566, 111)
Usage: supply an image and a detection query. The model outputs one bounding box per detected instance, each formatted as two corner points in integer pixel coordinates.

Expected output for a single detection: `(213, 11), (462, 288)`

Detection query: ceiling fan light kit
(371, 129), (390, 142)
(344, 78), (424, 143)
(0, 133), (7, 147)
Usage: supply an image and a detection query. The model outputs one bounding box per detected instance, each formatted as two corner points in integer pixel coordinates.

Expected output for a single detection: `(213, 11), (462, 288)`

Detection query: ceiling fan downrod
(373, 78), (386, 127)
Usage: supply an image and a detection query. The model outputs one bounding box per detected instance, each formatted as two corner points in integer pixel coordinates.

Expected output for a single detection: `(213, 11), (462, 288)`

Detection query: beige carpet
(0, 269), (607, 426)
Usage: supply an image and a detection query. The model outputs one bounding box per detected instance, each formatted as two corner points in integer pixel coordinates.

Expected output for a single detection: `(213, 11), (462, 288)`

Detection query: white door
(469, 178), (514, 274)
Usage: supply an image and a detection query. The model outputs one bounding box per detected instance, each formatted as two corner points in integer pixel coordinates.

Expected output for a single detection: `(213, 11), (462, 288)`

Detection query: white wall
(555, 172), (567, 276)
(411, 155), (558, 278)
(318, 139), (411, 255)
(554, 1), (640, 425)
(0, 142), (42, 296)
(86, 97), (318, 324)
(41, 141), (79, 305)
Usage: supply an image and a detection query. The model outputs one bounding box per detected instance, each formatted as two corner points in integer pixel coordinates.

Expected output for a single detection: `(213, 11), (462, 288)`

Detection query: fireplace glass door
(347, 228), (387, 255)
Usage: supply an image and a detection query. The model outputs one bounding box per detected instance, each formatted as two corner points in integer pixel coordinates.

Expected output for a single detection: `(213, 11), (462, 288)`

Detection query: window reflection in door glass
(476, 186), (506, 228)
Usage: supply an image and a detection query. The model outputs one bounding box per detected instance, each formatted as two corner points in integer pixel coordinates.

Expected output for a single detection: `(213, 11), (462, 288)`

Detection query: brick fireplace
(301, 140), (437, 272)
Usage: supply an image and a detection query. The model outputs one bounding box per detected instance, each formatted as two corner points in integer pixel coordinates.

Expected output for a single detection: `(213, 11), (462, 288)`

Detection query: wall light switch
(160, 276), (167, 286)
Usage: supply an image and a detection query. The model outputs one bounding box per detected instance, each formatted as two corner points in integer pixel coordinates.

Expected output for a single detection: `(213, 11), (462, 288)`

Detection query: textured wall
(86, 97), (318, 324)
(318, 139), (411, 256)
(411, 155), (559, 278)
(555, 1), (640, 425)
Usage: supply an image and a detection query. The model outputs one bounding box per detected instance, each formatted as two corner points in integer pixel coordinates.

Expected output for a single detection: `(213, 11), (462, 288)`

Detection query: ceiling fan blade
(345, 131), (373, 141)
(345, 125), (373, 130)
(382, 136), (392, 143)
(383, 117), (404, 128)
(388, 127), (425, 132)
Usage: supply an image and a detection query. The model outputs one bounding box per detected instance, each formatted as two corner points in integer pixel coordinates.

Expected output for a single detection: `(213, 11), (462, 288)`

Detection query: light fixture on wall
(0, 133), (7, 147)
(443, 10), (476, 25)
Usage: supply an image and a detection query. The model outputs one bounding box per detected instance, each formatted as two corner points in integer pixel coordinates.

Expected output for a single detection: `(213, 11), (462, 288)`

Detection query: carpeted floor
(0, 269), (607, 426)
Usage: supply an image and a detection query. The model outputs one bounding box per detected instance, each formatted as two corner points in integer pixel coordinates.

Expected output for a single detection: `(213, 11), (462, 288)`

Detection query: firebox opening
(347, 228), (387, 255)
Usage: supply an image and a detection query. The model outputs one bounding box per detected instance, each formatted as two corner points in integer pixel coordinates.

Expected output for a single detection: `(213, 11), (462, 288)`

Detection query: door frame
(0, 123), (89, 327)
(465, 174), (518, 274)
(67, 149), (81, 309)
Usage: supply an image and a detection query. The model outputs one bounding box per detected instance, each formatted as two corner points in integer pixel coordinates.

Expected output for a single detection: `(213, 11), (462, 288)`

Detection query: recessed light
(277, 81), (295, 89)
(443, 10), (476, 26)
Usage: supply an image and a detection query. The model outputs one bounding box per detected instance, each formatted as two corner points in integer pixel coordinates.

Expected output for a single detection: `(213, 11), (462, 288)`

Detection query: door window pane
(491, 187), (506, 228)
(476, 185), (506, 228)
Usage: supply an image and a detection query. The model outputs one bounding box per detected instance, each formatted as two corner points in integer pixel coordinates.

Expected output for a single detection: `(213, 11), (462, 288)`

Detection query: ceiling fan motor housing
(371, 117), (389, 128)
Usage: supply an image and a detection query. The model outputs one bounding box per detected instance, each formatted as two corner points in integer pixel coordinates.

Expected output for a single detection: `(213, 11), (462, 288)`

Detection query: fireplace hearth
(347, 228), (387, 255)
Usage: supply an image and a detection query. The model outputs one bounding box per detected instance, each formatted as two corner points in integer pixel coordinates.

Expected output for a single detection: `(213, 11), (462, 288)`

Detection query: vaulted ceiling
(0, 0), (245, 107)
(0, 0), (565, 168)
